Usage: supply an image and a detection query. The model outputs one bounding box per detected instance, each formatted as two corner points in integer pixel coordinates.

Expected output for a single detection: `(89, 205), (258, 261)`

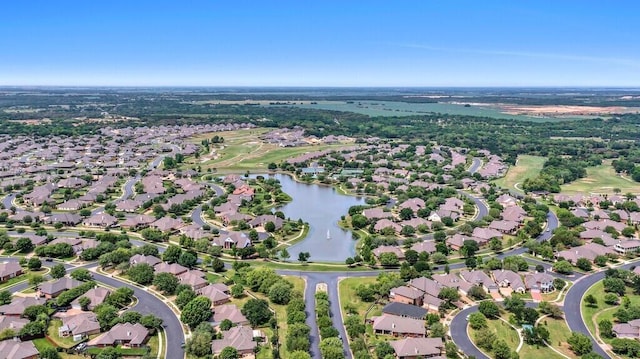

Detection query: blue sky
(1, 1), (638, 86)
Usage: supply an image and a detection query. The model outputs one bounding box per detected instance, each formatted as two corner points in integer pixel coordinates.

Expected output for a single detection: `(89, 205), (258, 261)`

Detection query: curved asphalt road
(0, 256), (185, 359)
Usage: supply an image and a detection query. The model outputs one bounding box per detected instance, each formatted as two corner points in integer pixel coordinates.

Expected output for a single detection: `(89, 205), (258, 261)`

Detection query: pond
(269, 174), (365, 262)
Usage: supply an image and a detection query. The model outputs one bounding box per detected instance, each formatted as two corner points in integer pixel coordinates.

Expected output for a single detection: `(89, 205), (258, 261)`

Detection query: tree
(28, 274), (44, 287)
(220, 346), (239, 359)
(211, 257), (225, 272)
(280, 248), (290, 261)
(78, 296), (91, 311)
(375, 341), (395, 358)
(475, 329), (497, 350)
(153, 272), (179, 294)
(176, 289), (196, 310)
(603, 277), (626, 295)
(94, 304), (119, 330)
(404, 249), (418, 265)
(567, 332), (593, 356)
(70, 268), (92, 281)
(553, 260), (573, 274)
(220, 318), (233, 331)
(140, 314), (163, 329)
(242, 298), (273, 327)
(319, 337), (344, 359)
(15, 237), (33, 253)
(379, 252), (399, 266)
(298, 251), (310, 263)
(351, 214), (367, 229)
(594, 255), (608, 267)
(268, 282), (292, 305)
(289, 351), (311, 359)
(27, 257), (41, 270)
(163, 245), (182, 263)
(0, 290), (11, 305)
(265, 221), (276, 233)
(576, 258), (592, 271)
(50, 264), (65, 279)
(468, 285), (488, 300)
(96, 347), (119, 359)
(599, 319), (613, 338)
(39, 347), (60, 359)
(438, 287), (460, 305)
(469, 312), (487, 330)
(128, 263), (155, 285)
(493, 339), (512, 359)
(178, 251), (197, 268)
(106, 287), (134, 308)
(478, 301), (500, 318)
(460, 240), (479, 258)
(604, 293), (619, 305)
(231, 284), (244, 298)
(522, 307), (539, 324)
(186, 330), (213, 357)
(18, 320), (46, 337)
(181, 296), (212, 329)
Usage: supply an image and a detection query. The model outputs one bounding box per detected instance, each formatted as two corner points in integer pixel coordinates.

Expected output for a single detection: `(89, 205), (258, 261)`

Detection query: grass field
(185, 128), (354, 173)
(338, 277), (381, 318)
(543, 317), (578, 358)
(469, 317), (520, 356)
(493, 155), (546, 192)
(581, 280), (640, 346)
(562, 160), (640, 194)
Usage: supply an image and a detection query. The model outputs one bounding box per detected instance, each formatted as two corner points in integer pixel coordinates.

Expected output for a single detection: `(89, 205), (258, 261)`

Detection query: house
(432, 273), (473, 295)
(472, 227), (502, 241)
(0, 340), (39, 359)
(121, 214), (156, 229)
(374, 219), (403, 233)
(460, 270), (496, 292)
(492, 270), (525, 294)
(390, 337), (444, 359)
(613, 319), (640, 339)
(87, 322), (149, 348)
(524, 273), (554, 293)
(129, 254), (162, 267)
(557, 243), (615, 264)
(178, 270), (208, 290)
(411, 241), (437, 255)
(211, 326), (259, 356)
(0, 262), (23, 282)
(115, 199), (141, 212)
(382, 302), (428, 320)
(154, 262), (187, 276)
(399, 198), (426, 212)
(371, 314), (426, 337)
(39, 278), (83, 299)
(57, 199), (86, 211)
(150, 217), (184, 232)
(496, 194), (518, 207)
(408, 277), (443, 299)
(372, 246), (405, 260)
(390, 286), (424, 306)
(489, 220), (519, 234)
(0, 315), (29, 332)
(71, 287), (110, 311)
(213, 304), (249, 326)
(213, 232), (251, 249)
(82, 213), (118, 228)
(501, 206), (527, 222)
(197, 284), (231, 306)
(46, 213), (82, 226)
(0, 297), (46, 317)
(363, 208), (393, 220)
(58, 312), (101, 338)
(615, 240), (640, 254)
(248, 215), (284, 230)
(447, 233), (487, 251)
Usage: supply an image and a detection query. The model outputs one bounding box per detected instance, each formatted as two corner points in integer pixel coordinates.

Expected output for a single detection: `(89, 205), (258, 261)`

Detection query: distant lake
(268, 174), (365, 262)
(279, 100), (592, 122)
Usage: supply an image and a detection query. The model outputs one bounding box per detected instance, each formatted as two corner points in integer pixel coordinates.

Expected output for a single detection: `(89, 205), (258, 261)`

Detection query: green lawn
(519, 342), (564, 359)
(540, 317), (578, 358)
(562, 160), (640, 194)
(338, 277), (381, 318)
(47, 319), (80, 349)
(469, 317), (520, 355)
(581, 280), (640, 346)
(493, 155), (546, 192)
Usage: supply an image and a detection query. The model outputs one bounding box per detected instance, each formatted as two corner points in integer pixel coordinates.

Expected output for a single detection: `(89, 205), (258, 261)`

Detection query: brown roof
(213, 304), (248, 325)
(211, 326), (257, 354)
(0, 340), (39, 359)
(88, 322), (149, 346)
(372, 314), (425, 336)
(391, 337), (443, 357)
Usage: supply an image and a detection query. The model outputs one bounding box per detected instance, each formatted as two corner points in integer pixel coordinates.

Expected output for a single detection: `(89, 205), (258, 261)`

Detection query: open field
(338, 277), (381, 318)
(561, 160), (640, 194)
(469, 317), (520, 355)
(540, 317), (577, 358)
(494, 155), (546, 191)
(187, 128), (354, 173)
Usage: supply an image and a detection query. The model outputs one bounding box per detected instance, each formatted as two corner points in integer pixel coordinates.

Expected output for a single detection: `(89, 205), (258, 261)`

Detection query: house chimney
(127, 331), (131, 336)
(392, 323), (396, 329)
